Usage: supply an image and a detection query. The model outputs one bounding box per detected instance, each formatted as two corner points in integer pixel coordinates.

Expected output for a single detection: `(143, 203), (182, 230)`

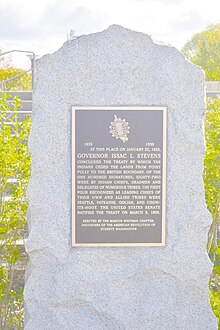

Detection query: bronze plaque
(72, 106), (167, 247)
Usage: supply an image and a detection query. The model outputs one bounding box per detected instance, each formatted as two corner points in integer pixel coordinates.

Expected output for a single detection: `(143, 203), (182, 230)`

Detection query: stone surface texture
(25, 25), (217, 329)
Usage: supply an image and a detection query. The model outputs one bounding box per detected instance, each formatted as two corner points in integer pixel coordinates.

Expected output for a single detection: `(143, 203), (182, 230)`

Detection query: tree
(204, 98), (220, 326)
(182, 24), (220, 81)
(0, 93), (31, 328)
(0, 48), (31, 91)
(0, 68), (32, 91)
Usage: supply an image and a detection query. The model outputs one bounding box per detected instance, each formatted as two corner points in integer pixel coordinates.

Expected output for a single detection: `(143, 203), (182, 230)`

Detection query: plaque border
(71, 106), (167, 247)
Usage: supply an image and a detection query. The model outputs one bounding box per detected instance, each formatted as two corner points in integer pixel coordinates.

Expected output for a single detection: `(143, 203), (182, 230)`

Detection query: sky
(0, 0), (220, 68)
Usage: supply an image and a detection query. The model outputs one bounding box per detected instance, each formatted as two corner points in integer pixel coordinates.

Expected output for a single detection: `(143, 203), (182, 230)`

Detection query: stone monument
(25, 25), (216, 329)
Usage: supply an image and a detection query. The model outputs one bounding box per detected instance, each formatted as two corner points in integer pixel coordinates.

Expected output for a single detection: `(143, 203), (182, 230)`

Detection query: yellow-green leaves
(0, 68), (32, 91)
(182, 24), (220, 81)
(0, 92), (31, 328)
(204, 98), (220, 219)
(204, 98), (220, 326)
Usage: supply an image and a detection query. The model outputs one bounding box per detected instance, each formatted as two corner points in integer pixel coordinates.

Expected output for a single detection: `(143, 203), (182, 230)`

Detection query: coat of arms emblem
(109, 115), (130, 143)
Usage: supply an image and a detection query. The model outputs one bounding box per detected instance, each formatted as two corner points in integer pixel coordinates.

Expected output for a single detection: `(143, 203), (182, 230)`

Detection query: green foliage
(210, 268), (220, 322)
(204, 98), (220, 218)
(0, 67), (32, 91)
(204, 98), (220, 326)
(0, 93), (31, 328)
(182, 24), (220, 80)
